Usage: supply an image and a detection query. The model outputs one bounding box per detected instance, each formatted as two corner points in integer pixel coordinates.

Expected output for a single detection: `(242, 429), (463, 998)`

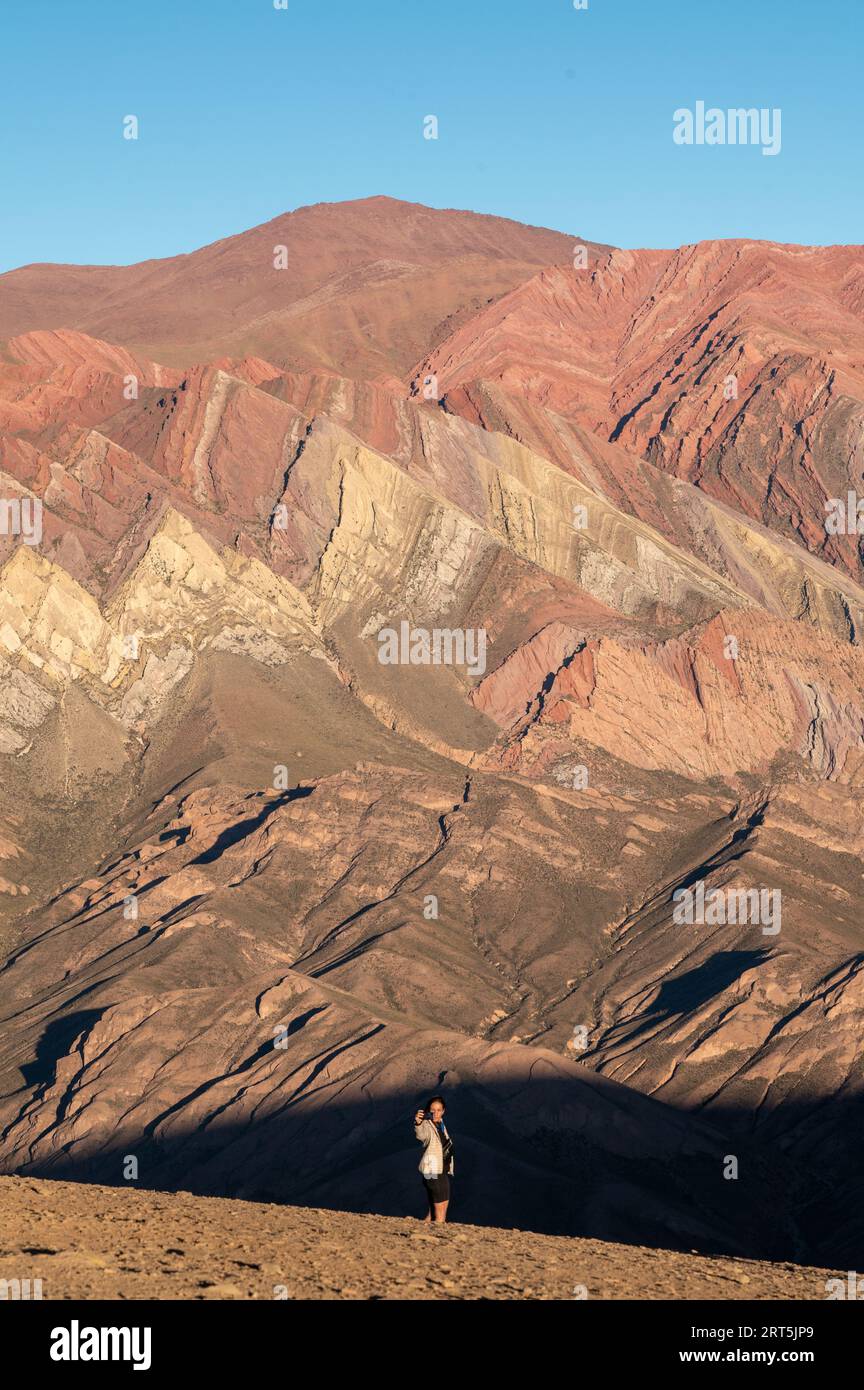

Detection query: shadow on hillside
(646, 950), (773, 1021)
(4, 1068), (860, 1273)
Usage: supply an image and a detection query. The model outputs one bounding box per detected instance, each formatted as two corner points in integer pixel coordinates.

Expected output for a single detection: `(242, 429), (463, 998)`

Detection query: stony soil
(0, 1176), (838, 1302)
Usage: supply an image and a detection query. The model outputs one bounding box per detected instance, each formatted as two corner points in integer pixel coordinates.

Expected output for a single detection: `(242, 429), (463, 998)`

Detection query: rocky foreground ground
(0, 1176), (838, 1301)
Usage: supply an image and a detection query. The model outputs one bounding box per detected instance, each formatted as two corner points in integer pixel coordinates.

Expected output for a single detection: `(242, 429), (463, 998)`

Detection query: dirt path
(0, 1176), (838, 1301)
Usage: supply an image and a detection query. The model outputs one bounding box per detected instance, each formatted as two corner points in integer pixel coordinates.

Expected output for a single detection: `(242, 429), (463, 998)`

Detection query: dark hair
(425, 1095), (446, 1110)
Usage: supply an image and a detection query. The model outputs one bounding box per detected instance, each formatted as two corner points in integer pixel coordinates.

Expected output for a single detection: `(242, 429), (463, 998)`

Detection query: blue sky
(0, 0), (860, 271)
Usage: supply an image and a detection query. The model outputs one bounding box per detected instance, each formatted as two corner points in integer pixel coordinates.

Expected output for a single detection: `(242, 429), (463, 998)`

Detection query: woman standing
(413, 1095), (454, 1223)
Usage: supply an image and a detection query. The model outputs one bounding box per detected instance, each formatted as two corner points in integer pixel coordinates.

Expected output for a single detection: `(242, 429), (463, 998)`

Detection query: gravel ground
(0, 1176), (839, 1301)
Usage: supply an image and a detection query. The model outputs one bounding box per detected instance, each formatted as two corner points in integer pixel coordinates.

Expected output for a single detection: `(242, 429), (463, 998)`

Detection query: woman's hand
(414, 1109), (426, 1124)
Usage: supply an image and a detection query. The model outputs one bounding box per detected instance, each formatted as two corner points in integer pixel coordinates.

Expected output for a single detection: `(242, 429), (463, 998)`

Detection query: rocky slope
(416, 241), (864, 583)
(0, 1175), (838, 1300)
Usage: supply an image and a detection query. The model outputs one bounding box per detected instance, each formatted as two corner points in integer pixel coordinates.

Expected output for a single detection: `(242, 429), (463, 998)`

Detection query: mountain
(0, 197), (599, 378)
(0, 199), (863, 1272)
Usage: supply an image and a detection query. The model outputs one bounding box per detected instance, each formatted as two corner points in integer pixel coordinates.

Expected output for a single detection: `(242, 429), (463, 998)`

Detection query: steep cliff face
(473, 609), (864, 782)
(0, 202), (863, 1267)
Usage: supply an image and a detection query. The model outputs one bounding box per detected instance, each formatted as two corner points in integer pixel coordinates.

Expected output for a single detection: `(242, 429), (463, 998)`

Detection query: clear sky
(0, 0), (860, 272)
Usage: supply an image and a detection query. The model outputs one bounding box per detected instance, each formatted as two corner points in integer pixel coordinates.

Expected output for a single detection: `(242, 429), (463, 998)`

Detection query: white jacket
(414, 1116), (454, 1178)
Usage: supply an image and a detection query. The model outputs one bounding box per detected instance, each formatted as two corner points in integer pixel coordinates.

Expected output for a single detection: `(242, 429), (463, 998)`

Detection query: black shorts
(422, 1172), (451, 1202)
